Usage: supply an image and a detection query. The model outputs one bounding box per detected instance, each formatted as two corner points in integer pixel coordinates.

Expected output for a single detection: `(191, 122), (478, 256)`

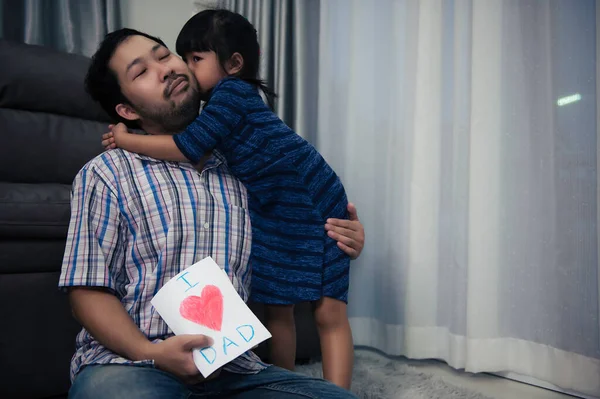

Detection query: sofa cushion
(0, 39), (111, 122)
(0, 182), (71, 239)
(0, 238), (67, 274)
(0, 108), (105, 184)
(0, 270), (81, 399)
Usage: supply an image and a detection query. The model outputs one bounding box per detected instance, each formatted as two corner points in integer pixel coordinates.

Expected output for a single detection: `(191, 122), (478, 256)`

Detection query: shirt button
(204, 222), (210, 229)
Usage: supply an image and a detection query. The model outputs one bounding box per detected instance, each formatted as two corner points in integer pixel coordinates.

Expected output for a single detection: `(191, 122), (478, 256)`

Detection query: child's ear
(115, 103), (140, 123)
(226, 52), (244, 75)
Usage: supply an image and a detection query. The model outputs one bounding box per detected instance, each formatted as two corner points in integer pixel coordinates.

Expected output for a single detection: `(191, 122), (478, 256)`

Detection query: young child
(102, 9), (354, 388)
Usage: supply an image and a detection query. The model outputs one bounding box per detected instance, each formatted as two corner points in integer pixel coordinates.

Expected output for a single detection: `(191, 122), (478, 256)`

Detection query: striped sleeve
(59, 165), (124, 292)
(173, 78), (247, 163)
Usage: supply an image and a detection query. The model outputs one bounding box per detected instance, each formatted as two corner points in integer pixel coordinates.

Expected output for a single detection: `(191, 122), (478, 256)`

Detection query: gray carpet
(296, 349), (493, 399)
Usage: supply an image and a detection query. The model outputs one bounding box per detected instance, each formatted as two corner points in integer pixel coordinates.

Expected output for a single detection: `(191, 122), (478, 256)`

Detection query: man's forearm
(69, 287), (154, 361)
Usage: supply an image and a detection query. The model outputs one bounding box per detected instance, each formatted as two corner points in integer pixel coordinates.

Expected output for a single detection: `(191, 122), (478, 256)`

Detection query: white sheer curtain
(317, 0), (599, 397)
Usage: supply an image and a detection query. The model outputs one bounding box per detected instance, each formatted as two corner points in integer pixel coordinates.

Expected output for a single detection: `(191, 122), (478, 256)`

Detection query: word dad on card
(151, 257), (271, 377)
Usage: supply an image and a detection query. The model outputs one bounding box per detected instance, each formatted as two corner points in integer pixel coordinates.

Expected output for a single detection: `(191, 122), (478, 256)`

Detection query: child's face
(185, 51), (228, 99)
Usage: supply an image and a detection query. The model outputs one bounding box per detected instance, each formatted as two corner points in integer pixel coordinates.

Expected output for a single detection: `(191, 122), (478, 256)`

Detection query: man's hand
(69, 288), (218, 385)
(325, 202), (365, 260)
(101, 123), (129, 150)
(147, 334), (215, 384)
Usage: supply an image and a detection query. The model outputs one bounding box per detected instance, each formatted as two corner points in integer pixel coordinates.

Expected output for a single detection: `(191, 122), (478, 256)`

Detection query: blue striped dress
(174, 77), (350, 304)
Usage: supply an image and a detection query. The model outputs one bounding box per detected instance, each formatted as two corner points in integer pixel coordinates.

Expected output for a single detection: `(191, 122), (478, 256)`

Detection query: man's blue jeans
(69, 364), (357, 399)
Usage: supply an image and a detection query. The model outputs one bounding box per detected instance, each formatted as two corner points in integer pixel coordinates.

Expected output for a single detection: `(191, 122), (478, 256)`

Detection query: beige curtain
(1, 0), (121, 57)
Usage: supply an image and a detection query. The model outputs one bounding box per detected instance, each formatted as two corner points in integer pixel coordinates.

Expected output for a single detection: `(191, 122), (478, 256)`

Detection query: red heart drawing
(179, 285), (223, 331)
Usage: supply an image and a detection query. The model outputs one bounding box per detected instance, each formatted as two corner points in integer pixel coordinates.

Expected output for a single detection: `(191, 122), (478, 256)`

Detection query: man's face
(109, 35), (200, 133)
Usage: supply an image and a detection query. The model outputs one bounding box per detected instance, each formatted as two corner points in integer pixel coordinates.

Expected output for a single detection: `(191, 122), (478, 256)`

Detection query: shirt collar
(132, 150), (225, 173)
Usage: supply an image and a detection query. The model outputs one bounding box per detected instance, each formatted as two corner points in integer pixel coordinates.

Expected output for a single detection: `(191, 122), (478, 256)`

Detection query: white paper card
(151, 257), (271, 377)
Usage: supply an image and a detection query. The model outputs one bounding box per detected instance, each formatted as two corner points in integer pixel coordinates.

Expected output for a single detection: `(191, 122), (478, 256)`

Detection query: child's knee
(314, 297), (347, 330)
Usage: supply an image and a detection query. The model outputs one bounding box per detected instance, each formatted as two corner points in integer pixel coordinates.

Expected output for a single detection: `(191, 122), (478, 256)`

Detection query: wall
(120, 1), (217, 51)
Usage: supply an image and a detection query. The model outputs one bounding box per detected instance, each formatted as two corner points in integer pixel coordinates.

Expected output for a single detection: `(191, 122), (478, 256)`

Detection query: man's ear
(226, 52), (244, 75)
(115, 103), (140, 123)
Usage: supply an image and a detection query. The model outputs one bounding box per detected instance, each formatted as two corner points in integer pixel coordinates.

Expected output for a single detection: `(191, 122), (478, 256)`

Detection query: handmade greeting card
(151, 257), (271, 377)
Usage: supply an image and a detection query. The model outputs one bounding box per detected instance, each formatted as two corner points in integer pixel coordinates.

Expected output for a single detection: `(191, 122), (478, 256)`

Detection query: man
(59, 28), (365, 398)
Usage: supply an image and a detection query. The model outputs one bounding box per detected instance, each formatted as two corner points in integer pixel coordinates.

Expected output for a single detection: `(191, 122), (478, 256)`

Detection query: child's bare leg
(314, 297), (353, 389)
(265, 304), (296, 370)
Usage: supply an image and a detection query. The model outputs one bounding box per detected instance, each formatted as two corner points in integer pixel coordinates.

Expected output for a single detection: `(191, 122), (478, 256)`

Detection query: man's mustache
(164, 73), (190, 98)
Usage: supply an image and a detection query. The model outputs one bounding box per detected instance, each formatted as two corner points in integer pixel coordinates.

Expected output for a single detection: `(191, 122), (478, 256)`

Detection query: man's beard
(134, 74), (201, 133)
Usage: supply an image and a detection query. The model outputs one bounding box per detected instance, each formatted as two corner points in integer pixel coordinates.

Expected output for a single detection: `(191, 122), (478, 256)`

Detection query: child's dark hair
(175, 9), (277, 109)
(85, 28), (167, 127)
